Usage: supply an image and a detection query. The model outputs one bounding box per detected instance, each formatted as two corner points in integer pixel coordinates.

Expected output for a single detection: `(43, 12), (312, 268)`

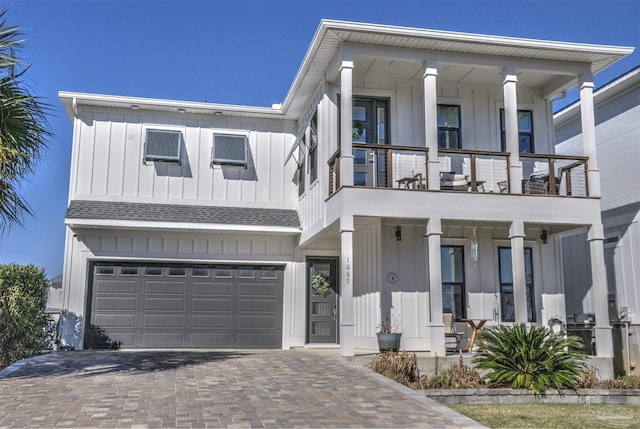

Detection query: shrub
(83, 323), (121, 350)
(367, 351), (419, 385)
(415, 357), (485, 389)
(578, 366), (640, 389)
(0, 264), (49, 369)
(474, 324), (586, 394)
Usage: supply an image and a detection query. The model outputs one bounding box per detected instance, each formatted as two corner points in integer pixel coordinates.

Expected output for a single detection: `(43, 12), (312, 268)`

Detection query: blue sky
(0, 0), (638, 278)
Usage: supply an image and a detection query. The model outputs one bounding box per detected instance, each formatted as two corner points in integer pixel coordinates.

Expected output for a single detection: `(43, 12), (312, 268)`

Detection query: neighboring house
(47, 274), (63, 311)
(555, 67), (640, 376)
(58, 20), (633, 375)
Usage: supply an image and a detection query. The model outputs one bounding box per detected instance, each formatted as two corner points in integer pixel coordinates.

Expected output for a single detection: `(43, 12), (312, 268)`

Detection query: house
(555, 67), (640, 376)
(58, 20), (633, 375)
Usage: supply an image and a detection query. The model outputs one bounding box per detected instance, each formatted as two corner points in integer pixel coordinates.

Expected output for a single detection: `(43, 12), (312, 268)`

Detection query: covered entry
(89, 262), (284, 348)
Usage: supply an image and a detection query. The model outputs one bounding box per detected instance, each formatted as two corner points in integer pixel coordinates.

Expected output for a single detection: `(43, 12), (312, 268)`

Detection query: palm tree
(0, 10), (52, 231)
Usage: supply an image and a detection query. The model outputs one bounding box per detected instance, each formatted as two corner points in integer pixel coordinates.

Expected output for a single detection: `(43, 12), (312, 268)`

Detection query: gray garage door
(89, 262), (284, 348)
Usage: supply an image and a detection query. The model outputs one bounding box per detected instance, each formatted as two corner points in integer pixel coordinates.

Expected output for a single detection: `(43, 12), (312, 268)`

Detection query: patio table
(461, 318), (488, 352)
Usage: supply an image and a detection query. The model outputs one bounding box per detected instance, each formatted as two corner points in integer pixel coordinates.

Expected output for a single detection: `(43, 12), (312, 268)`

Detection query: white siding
(71, 108), (297, 208)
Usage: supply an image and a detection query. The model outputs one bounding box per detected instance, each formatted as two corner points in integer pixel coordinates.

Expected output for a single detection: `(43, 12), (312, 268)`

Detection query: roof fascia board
(59, 91), (284, 119)
(65, 218), (301, 234)
(325, 19), (634, 56)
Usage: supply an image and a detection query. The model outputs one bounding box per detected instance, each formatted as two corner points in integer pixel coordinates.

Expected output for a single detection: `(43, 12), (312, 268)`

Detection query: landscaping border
(423, 388), (640, 405)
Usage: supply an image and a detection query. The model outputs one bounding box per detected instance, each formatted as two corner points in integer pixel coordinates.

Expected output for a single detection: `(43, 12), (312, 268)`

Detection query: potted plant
(377, 313), (401, 352)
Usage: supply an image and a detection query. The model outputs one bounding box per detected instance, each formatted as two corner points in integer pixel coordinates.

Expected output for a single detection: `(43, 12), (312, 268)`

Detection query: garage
(89, 262), (284, 348)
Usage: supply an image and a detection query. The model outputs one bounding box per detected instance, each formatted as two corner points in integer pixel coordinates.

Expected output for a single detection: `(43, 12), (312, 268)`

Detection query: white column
(503, 68), (523, 194)
(340, 214), (355, 357)
(579, 73), (601, 198)
(426, 218), (445, 356)
(339, 59), (354, 187)
(423, 59), (440, 190)
(588, 223), (614, 358)
(509, 220), (528, 324)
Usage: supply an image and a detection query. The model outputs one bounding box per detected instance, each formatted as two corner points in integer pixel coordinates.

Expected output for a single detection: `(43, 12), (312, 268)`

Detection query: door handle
(333, 304), (337, 320)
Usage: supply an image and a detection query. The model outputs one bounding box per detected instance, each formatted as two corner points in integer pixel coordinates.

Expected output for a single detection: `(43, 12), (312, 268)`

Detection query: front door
(352, 97), (389, 187)
(307, 258), (339, 344)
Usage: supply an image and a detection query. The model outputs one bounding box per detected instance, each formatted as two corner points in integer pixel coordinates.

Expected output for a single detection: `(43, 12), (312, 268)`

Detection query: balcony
(328, 145), (589, 198)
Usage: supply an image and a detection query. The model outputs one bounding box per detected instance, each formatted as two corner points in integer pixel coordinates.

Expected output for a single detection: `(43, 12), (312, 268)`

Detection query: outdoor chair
(443, 312), (464, 354)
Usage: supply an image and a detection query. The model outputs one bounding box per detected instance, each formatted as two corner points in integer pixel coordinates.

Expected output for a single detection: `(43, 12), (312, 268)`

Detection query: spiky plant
(473, 324), (586, 394)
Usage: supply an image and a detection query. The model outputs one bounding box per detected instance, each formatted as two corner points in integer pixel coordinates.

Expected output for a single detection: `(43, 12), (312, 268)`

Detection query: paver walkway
(0, 350), (484, 428)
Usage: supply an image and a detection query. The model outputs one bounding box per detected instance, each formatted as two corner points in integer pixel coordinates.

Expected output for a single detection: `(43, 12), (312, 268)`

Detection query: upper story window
(437, 105), (461, 149)
(144, 129), (182, 163)
(298, 135), (306, 196)
(309, 111), (318, 184)
(500, 109), (534, 153)
(212, 133), (248, 166)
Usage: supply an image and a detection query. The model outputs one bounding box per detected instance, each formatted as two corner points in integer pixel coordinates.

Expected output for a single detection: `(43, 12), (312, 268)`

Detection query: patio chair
(443, 312), (464, 354)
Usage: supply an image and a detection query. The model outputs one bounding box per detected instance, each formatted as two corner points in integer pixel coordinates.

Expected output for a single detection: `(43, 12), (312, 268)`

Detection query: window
(192, 265), (210, 277)
(437, 105), (461, 149)
(309, 111), (318, 184)
(168, 265), (187, 276)
(441, 246), (465, 321)
(212, 133), (248, 166)
(144, 129), (181, 163)
(144, 265), (163, 276)
(498, 247), (535, 322)
(500, 109), (534, 153)
(120, 264), (139, 276)
(298, 135), (306, 196)
(96, 265), (115, 275)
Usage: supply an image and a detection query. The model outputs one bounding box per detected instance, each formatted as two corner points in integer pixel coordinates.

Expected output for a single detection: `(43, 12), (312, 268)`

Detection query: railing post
(386, 147), (393, 188)
(548, 158), (557, 195)
(470, 153), (478, 192)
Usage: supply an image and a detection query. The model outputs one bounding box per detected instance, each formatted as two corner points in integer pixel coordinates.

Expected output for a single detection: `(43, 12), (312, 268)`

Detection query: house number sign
(346, 257), (351, 284)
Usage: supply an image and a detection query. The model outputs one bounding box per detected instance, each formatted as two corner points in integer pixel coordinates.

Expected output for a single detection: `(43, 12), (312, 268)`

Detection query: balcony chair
(443, 312), (464, 354)
(440, 172), (469, 191)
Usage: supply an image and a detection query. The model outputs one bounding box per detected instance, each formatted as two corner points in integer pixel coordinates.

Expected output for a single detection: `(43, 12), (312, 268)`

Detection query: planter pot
(377, 332), (402, 352)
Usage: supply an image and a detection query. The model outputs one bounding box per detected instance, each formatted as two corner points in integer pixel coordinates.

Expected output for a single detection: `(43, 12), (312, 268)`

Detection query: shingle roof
(66, 200), (300, 228)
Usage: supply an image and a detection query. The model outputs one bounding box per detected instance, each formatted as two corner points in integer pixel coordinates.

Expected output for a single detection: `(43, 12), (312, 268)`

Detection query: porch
(328, 145), (589, 197)
(300, 214), (614, 376)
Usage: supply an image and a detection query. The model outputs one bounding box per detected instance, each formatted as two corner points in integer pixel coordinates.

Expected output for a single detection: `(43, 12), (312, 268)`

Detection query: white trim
(65, 218), (301, 234)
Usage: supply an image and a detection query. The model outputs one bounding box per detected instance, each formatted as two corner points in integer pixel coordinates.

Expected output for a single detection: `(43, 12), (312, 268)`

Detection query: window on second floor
(500, 109), (534, 153)
(437, 105), (461, 149)
(309, 111), (318, 184)
(298, 135), (306, 197)
(212, 133), (248, 166)
(144, 129), (182, 163)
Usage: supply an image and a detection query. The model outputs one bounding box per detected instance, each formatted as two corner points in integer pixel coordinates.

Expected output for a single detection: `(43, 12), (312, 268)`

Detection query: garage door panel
(190, 333), (231, 347)
(238, 298), (279, 312)
(142, 332), (184, 347)
(192, 298), (232, 311)
(237, 314), (278, 329)
(95, 296), (137, 311)
(95, 280), (138, 294)
(144, 281), (186, 294)
(143, 314), (185, 328)
(144, 297), (185, 311)
(94, 313), (136, 328)
(91, 262), (283, 349)
(107, 332), (136, 347)
(237, 332), (281, 348)
(191, 314), (231, 328)
(238, 283), (278, 297)
(193, 282), (231, 295)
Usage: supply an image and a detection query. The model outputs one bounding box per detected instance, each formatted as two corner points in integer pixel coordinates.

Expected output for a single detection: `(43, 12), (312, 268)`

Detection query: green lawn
(450, 403), (640, 429)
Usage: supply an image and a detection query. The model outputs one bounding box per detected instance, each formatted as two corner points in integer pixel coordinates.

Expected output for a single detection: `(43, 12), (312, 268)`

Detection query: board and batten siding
(60, 228), (305, 350)
(327, 79), (554, 154)
(70, 107), (297, 208)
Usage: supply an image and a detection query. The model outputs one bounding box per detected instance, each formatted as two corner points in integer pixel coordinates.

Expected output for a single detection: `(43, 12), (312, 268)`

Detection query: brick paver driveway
(0, 350), (483, 428)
